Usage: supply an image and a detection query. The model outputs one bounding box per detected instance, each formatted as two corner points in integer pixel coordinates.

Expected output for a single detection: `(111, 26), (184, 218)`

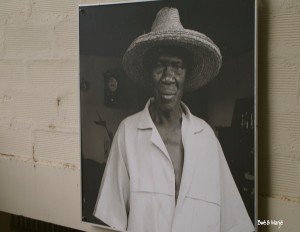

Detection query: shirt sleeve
(217, 139), (255, 232)
(93, 121), (129, 231)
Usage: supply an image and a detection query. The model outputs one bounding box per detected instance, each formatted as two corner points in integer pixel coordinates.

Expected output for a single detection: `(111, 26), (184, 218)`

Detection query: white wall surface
(0, 0), (299, 232)
(0, 0), (109, 231)
(257, 0), (300, 231)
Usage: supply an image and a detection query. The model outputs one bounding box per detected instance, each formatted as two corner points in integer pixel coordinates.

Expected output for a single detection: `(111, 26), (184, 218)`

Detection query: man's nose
(161, 65), (175, 82)
(164, 64), (175, 74)
(161, 75), (175, 84)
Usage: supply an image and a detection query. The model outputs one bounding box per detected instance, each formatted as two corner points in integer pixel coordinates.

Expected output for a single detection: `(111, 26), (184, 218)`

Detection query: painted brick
(264, 4), (300, 205)
(79, 0), (122, 5)
(269, 13), (300, 47)
(0, 60), (25, 89)
(268, 94), (300, 115)
(0, 159), (35, 215)
(0, 158), (102, 232)
(0, 91), (13, 123)
(0, 125), (32, 158)
(0, 89), (60, 126)
(34, 130), (80, 165)
(57, 92), (80, 127)
(60, 168), (82, 227)
(4, 25), (51, 58)
(268, 59), (299, 95)
(270, 111), (300, 148)
(262, 155), (300, 199)
(0, 0), (31, 22)
(258, 1), (300, 224)
(1, 88), (79, 127)
(28, 60), (78, 90)
(53, 19), (78, 58)
(12, 89), (57, 124)
(34, 164), (65, 223)
(32, 0), (77, 16)
(0, 20), (4, 57)
(32, 164), (82, 227)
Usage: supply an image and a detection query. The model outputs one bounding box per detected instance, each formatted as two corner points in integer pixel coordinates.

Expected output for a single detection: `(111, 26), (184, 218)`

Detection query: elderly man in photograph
(94, 7), (254, 232)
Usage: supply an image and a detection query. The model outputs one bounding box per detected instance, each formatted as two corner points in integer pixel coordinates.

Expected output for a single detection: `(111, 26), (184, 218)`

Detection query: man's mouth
(159, 85), (177, 93)
(161, 94), (175, 100)
(157, 84), (177, 100)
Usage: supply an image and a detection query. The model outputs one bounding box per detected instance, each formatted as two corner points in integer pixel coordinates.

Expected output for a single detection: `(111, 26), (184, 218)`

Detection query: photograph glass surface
(79, 0), (256, 230)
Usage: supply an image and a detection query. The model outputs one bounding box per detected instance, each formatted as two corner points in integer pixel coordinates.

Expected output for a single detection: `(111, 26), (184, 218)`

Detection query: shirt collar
(137, 98), (204, 133)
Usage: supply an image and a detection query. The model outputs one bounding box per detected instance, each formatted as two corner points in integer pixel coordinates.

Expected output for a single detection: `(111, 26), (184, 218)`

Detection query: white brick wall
(0, 125), (32, 158)
(34, 130), (80, 164)
(28, 60), (78, 89)
(0, 60), (25, 89)
(5, 25), (52, 58)
(258, 0), (300, 231)
(0, 0), (106, 231)
(53, 19), (78, 58)
(0, 0), (32, 23)
(0, 20), (5, 57)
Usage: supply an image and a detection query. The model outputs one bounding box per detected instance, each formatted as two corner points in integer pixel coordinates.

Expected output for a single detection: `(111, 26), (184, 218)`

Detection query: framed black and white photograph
(79, 0), (256, 231)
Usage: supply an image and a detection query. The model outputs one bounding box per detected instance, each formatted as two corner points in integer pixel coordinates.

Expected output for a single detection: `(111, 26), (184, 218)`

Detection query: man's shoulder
(189, 114), (214, 132)
(124, 110), (143, 122)
(186, 114), (218, 143)
(118, 110), (144, 130)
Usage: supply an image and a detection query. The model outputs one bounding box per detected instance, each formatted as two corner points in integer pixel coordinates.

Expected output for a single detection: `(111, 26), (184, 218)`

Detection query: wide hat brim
(122, 29), (222, 92)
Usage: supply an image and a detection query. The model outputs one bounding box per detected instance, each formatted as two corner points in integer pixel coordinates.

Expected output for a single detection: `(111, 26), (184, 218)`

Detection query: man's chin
(157, 99), (181, 113)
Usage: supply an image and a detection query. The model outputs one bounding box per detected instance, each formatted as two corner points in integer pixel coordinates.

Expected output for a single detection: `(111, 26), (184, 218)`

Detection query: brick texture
(258, 1), (300, 230)
(0, 20), (4, 57)
(0, 125), (32, 158)
(0, 0), (107, 231)
(0, 0), (31, 22)
(0, 60), (25, 89)
(32, 0), (77, 16)
(34, 130), (80, 165)
(4, 25), (52, 58)
(53, 19), (78, 58)
(28, 60), (78, 90)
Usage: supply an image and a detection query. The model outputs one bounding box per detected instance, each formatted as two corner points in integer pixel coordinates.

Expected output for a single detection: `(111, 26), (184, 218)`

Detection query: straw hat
(122, 7), (222, 92)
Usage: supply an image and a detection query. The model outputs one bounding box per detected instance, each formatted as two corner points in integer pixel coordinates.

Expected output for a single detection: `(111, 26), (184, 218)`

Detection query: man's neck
(149, 100), (183, 127)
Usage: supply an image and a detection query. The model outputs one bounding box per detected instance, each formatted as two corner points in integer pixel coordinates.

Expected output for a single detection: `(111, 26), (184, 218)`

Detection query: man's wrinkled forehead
(144, 45), (192, 69)
(147, 46), (190, 63)
(156, 55), (185, 64)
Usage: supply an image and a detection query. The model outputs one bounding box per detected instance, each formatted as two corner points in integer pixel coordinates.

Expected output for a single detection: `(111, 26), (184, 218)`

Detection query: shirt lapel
(176, 105), (204, 208)
(137, 99), (171, 162)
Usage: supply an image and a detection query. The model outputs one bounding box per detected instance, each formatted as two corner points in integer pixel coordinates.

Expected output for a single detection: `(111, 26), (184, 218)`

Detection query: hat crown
(151, 7), (184, 32)
(123, 7), (222, 92)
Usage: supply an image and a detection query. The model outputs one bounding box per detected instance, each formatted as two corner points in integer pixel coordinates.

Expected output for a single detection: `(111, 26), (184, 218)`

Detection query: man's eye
(174, 64), (184, 70)
(154, 62), (164, 69)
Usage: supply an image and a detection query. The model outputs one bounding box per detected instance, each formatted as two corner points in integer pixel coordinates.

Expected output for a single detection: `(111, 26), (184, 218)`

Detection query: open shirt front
(94, 99), (254, 232)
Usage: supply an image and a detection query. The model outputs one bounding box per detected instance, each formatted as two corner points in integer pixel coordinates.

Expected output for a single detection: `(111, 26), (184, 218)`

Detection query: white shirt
(94, 100), (254, 232)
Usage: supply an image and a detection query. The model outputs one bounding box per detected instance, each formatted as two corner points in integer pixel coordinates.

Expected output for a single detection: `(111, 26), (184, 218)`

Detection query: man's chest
(124, 126), (183, 199)
(124, 126), (222, 232)
(157, 126), (184, 201)
(156, 125), (184, 170)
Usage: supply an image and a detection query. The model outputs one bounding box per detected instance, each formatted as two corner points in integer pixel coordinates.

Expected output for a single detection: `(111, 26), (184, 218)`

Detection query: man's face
(151, 55), (186, 112)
